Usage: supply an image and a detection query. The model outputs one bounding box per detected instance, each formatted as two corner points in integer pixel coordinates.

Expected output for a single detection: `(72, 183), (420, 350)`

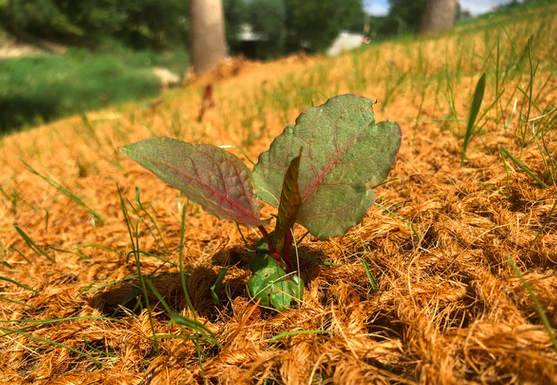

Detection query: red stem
(257, 225), (281, 262)
(282, 230), (294, 272)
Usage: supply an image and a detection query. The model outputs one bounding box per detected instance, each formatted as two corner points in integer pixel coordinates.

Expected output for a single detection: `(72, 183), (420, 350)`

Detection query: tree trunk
(190, 0), (227, 75)
(419, 0), (458, 34)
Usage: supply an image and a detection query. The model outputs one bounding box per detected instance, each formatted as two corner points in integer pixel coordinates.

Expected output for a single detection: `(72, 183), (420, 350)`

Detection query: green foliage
(248, 0), (287, 58)
(253, 95), (401, 238)
(120, 94), (400, 310)
(225, 0), (365, 57)
(378, 0), (427, 37)
(0, 49), (172, 134)
(1, 0), (189, 49)
(223, 0), (248, 52)
(284, 0), (365, 52)
(461, 72), (486, 166)
(248, 245), (303, 311)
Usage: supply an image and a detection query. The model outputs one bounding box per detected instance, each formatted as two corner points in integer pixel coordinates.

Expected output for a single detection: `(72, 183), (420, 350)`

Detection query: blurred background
(0, 0), (550, 134)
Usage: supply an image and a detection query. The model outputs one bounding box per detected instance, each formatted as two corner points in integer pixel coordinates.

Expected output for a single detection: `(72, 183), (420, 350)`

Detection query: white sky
(363, 0), (524, 17)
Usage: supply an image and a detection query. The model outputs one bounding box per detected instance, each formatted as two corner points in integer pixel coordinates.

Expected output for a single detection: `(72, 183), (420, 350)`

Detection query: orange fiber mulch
(1, 41), (557, 384)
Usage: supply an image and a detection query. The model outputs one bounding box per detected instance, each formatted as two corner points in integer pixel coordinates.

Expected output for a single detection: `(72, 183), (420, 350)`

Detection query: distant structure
(234, 24), (268, 59)
(326, 31), (366, 57)
(152, 67), (182, 90)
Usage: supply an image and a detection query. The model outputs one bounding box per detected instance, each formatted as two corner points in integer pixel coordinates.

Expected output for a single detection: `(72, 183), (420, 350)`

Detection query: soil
(0, 12), (556, 385)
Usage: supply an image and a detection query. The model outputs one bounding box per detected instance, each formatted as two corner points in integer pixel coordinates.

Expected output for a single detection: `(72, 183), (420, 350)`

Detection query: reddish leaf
(120, 137), (265, 227)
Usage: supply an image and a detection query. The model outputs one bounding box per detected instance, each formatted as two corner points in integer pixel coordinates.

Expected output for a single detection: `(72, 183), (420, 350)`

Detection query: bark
(190, 0), (227, 75)
(419, 0), (458, 34)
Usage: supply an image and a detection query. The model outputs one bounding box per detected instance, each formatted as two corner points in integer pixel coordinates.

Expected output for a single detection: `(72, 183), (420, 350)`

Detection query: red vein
(146, 152), (260, 224)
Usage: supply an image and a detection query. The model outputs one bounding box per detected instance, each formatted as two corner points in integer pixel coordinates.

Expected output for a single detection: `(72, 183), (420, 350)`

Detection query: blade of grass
(134, 187), (169, 253)
(298, 251), (342, 267)
(117, 185), (135, 264)
(0, 295), (38, 309)
(178, 201), (196, 317)
(7, 246), (31, 264)
(461, 72), (486, 166)
(210, 267), (228, 305)
(0, 316), (119, 338)
(362, 259), (378, 293)
(0, 257), (14, 269)
(0, 326), (107, 366)
(506, 255), (557, 354)
(218, 145), (257, 166)
(48, 246), (90, 260)
(147, 279), (219, 346)
(14, 225), (54, 262)
(234, 221), (256, 252)
(118, 185), (159, 354)
(374, 201), (421, 241)
(530, 199), (557, 246)
(131, 219), (159, 355)
(175, 198), (211, 377)
(19, 158), (104, 225)
(77, 272), (182, 297)
(83, 334), (119, 358)
(500, 146), (549, 188)
(520, 36), (535, 156)
(0, 276), (39, 293)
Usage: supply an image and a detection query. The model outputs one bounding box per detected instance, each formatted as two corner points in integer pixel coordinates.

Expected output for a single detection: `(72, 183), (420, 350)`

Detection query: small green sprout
(119, 94), (401, 310)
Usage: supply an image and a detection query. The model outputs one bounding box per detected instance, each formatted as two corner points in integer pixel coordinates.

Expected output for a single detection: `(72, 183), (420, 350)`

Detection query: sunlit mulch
(1, 15), (557, 384)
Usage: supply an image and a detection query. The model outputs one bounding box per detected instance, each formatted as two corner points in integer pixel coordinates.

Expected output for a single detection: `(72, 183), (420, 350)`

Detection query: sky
(363, 0), (523, 17)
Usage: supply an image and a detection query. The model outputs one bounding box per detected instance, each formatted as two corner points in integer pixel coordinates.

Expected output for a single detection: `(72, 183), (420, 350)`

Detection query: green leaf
(461, 72), (486, 166)
(247, 251), (303, 311)
(120, 137), (266, 227)
(274, 150), (303, 255)
(253, 94), (401, 237)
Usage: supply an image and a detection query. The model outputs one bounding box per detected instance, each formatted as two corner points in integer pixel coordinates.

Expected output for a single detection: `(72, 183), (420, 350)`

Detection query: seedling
(120, 94), (401, 310)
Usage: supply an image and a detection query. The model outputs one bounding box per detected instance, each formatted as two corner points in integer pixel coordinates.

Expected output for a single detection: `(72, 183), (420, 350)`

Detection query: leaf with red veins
(252, 94), (401, 238)
(120, 137), (266, 227)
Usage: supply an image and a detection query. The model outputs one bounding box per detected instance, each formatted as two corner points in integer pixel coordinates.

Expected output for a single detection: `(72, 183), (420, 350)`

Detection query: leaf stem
(282, 230), (294, 272)
(257, 225), (280, 261)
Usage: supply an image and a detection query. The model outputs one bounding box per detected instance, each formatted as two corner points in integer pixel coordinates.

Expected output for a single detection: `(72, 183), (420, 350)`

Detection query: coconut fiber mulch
(1, 16), (557, 385)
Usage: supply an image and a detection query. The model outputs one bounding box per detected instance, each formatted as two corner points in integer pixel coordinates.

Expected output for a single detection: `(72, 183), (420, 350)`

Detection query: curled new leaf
(120, 137), (265, 227)
(274, 150), (303, 255)
(253, 94), (401, 238)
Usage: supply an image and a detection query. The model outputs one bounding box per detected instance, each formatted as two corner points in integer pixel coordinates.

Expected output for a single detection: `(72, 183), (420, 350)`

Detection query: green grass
(0, 47), (187, 134)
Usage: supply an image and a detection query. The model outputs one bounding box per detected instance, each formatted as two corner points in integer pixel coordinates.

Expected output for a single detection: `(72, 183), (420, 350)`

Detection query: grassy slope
(0, 6), (556, 384)
(0, 47), (188, 134)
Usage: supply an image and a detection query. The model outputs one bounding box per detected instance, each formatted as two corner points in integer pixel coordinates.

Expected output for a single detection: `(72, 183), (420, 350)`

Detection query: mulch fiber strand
(1, 9), (557, 384)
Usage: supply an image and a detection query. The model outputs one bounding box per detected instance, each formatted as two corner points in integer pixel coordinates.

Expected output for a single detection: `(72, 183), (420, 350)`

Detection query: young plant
(119, 94), (401, 311)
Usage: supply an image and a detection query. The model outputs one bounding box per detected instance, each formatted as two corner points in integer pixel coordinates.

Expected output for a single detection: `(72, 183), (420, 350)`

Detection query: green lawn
(0, 47), (188, 134)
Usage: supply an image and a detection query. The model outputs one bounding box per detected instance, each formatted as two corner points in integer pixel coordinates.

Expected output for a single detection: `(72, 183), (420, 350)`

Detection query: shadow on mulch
(87, 244), (327, 321)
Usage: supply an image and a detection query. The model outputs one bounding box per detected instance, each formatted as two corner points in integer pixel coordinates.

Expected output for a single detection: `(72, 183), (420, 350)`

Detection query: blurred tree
(1, 0), (190, 49)
(378, 0), (427, 37)
(190, 0), (227, 74)
(284, 0), (365, 52)
(419, 0), (458, 33)
(455, 2), (472, 22)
